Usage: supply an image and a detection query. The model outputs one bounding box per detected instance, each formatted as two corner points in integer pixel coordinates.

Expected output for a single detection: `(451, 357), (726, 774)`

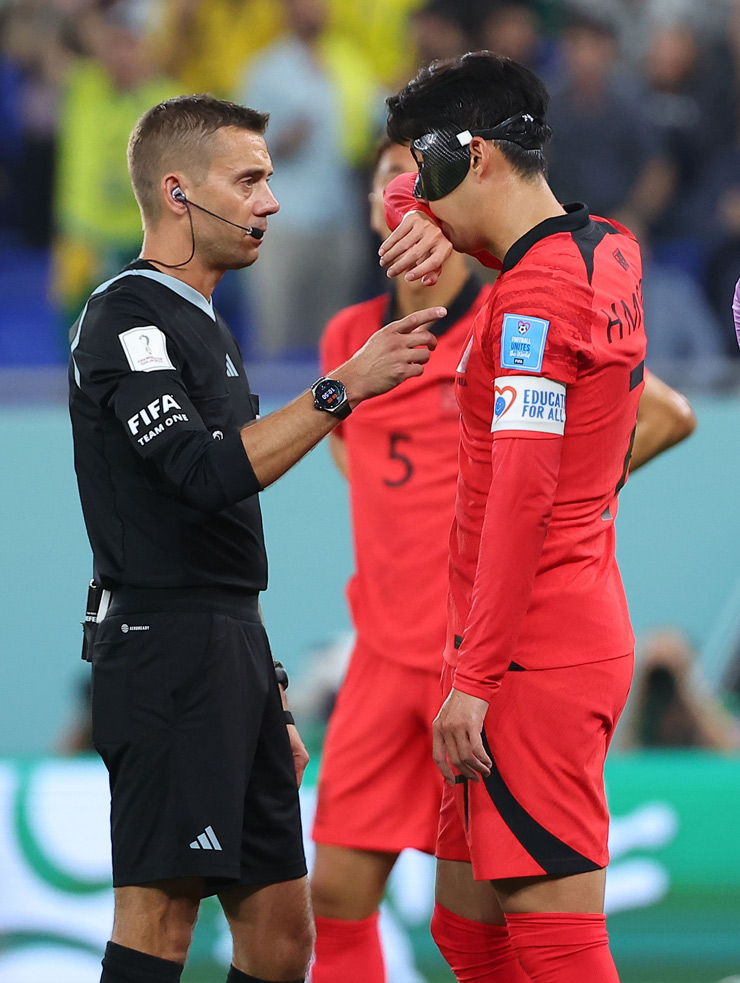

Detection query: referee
(68, 95), (443, 983)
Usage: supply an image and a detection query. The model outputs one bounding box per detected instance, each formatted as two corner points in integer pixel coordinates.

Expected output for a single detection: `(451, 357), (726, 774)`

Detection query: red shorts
(312, 643), (444, 855)
(437, 654), (633, 880)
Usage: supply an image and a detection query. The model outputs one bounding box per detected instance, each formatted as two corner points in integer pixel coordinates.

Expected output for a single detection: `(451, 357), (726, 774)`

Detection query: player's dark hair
(128, 94), (269, 223)
(386, 51), (552, 179)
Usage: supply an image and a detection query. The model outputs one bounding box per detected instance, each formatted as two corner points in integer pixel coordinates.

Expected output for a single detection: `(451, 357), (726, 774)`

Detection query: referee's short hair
(128, 94), (269, 224)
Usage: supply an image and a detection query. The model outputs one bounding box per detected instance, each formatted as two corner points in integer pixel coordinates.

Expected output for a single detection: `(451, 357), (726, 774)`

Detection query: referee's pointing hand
(338, 306), (445, 403)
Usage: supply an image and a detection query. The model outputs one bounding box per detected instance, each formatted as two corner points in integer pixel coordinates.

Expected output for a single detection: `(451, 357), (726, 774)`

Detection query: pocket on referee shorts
(91, 616), (133, 745)
(91, 612), (215, 747)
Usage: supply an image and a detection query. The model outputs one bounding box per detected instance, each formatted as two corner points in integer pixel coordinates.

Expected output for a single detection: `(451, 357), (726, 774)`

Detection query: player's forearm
(240, 360), (369, 487)
(454, 436), (561, 701)
(631, 375), (695, 472)
(383, 172), (501, 271)
(241, 308), (441, 487)
(240, 390), (339, 489)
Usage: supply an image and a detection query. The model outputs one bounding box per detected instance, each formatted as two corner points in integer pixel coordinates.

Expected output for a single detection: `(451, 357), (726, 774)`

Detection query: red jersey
(446, 204), (646, 702)
(320, 280), (493, 671)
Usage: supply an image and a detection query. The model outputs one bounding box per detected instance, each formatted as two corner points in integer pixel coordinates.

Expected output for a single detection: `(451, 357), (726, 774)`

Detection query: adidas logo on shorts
(189, 825), (223, 851)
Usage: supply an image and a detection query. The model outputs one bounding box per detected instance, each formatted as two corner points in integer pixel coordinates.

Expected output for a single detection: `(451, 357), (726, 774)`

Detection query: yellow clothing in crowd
(152, 0), (425, 104)
(54, 60), (176, 309)
(317, 31), (381, 166)
(152, 0), (284, 98)
(327, 0), (426, 89)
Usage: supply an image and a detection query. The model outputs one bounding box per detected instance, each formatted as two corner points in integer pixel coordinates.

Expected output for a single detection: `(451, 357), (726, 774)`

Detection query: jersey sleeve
(72, 293), (261, 512)
(383, 171), (438, 231)
(452, 266), (594, 697)
(383, 173), (502, 272)
(452, 428), (563, 701)
(487, 267), (594, 391)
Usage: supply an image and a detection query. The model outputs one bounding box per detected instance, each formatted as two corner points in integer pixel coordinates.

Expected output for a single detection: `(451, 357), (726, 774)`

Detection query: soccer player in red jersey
(309, 128), (694, 982)
(310, 138), (494, 983)
(379, 51), (656, 983)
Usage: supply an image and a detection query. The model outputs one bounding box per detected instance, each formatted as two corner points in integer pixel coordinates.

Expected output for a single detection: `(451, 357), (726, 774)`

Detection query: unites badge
(500, 313), (550, 372)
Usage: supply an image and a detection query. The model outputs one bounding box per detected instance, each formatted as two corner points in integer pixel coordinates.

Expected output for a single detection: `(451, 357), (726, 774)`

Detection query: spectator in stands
(642, 17), (737, 242)
(0, 7), (27, 242)
(408, 0), (475, 69)
(53, 1), (176, 320)
(239, 0), (379, 355)
(327, 0), (424, 92)
(685, 131), (740, 346)
(151, 0), (284, 99)
(617, 629), (740, 751)
(546, 9), (674, 243)
(0, 0), (75, 248)
(479, 1), (555, 77)
(641, 240), (730, 387)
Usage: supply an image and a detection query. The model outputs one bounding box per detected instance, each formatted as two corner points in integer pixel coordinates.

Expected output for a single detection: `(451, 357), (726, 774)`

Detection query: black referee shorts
(91, 587), (306, 897)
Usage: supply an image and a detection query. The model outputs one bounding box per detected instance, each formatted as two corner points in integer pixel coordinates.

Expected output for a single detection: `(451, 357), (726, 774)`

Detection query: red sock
(430, 902), (532, 982)
(505, 913), (620, 983)
(311, 912), (384, 983)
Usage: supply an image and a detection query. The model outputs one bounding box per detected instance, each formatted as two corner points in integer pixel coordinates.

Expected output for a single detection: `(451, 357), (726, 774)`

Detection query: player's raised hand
(432, 688), (492, 785)
(337, 306), (445, 402)
(378, 211), (453, 286)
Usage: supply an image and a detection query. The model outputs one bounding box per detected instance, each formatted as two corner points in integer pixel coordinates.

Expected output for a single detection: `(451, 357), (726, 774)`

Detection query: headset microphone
(171, 187), (264, 240)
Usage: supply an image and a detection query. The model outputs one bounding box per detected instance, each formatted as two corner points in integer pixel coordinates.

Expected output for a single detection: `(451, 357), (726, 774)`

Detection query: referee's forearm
(239, 390), (338, 488)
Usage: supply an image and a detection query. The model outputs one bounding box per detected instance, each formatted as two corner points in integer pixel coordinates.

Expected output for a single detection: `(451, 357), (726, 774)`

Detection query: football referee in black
(68, 95), (444, 983)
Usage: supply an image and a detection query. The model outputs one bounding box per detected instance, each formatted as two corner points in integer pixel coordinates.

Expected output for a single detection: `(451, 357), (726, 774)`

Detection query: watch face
(315, 379), (346, 411)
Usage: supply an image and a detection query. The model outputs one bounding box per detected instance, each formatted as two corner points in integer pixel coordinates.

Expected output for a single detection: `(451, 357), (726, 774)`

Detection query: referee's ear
(163, 175), (190, 216)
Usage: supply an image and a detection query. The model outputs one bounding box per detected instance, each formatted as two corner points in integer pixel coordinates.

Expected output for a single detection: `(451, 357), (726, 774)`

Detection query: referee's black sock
(100, 941), (183, 983)
(226, 967), (304, 983)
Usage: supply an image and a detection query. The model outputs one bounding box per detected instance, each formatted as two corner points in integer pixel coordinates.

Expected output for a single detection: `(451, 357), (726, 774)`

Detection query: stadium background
(1, 0), (740, 981)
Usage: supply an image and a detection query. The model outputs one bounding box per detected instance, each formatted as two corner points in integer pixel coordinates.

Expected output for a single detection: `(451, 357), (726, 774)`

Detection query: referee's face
(194, 127), (279, 270)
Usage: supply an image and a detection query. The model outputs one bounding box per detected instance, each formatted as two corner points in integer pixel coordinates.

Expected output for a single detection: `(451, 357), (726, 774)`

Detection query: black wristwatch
(273, 660), (289, 690)
(311, 377), (352, 420)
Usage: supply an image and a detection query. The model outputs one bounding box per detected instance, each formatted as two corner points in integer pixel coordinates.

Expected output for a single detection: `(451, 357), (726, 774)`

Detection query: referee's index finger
(393, 307), (447, 333)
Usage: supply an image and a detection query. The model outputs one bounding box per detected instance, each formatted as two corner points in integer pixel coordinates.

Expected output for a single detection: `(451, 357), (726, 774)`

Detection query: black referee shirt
(69, 260), (267, 591)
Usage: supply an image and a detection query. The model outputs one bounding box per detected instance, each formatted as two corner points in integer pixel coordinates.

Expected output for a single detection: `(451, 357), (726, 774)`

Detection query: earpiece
(161, 186), (264, 243)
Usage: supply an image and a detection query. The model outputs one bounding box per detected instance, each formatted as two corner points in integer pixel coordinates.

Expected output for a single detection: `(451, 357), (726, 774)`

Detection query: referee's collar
(501, 203), (590, 275)
(115, 260), (217, 321)
(385, 273), (483, 338)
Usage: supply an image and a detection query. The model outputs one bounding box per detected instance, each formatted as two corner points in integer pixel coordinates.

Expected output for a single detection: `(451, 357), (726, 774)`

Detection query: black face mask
(410, 112), (545, 201)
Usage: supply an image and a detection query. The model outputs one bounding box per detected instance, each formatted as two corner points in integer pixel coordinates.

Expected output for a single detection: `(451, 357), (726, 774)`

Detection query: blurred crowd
(2, 0), (740, 378)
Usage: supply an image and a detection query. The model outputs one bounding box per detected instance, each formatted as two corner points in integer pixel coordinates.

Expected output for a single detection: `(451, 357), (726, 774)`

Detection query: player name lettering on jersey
(491, 376), (566, 435)
(119, 325), (176, 372)
(601, 290), (643, 345)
